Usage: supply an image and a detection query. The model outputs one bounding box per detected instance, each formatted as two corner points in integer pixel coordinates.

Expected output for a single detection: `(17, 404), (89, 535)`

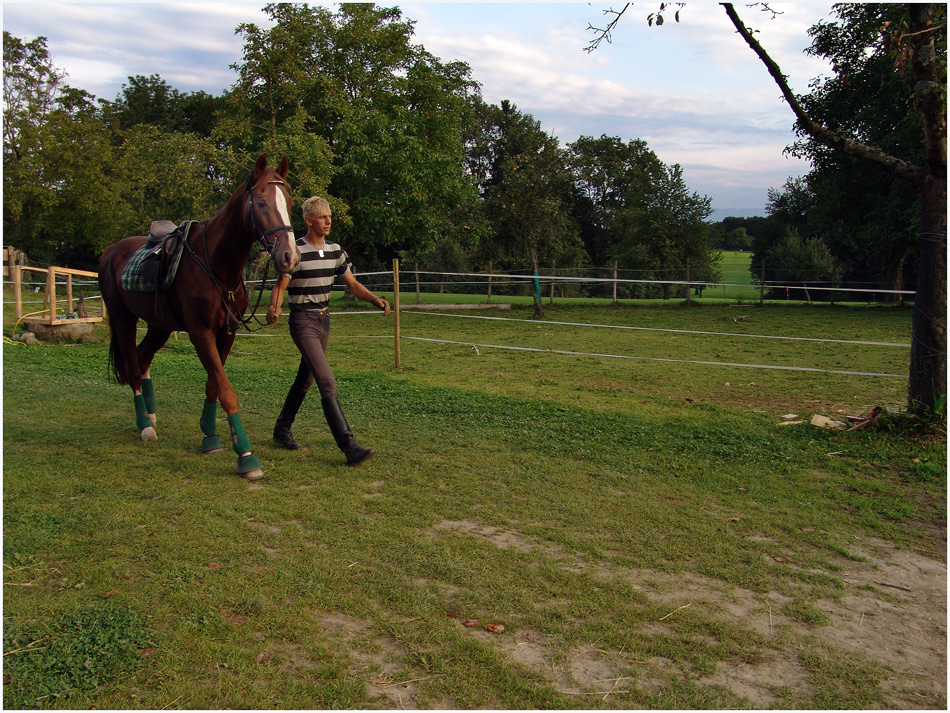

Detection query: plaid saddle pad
(120, 222), (192, 293)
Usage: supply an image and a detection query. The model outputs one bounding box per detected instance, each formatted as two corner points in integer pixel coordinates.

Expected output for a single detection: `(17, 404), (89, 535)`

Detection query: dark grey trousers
(276, 310), (336, 427)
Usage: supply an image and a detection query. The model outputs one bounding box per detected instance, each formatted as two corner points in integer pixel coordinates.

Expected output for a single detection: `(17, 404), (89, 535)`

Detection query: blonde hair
(302, 196), (331, 220)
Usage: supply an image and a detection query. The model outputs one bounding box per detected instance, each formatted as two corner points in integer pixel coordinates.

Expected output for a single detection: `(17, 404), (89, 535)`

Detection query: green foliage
(569, 135), (716, 298)
(3, 32), (123, 267)
(115, 125), (242, 231)
(764, 228), (835, 301)
(3, 603), (153, 708)
(767, 3), (944, 295)
(219, 3), (483, 269)
(104, 73), (224, 137)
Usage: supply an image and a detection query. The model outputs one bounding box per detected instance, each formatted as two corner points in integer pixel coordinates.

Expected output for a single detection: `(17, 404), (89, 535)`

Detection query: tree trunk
(908, 174), (948, 412)
(529, 245), (544, 319)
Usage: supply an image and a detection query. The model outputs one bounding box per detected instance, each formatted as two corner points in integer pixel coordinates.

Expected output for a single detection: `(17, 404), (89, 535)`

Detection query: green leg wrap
(200, 400), (218, 436)
(133, 394), (151, 431)
(200, 400), (223, 453)
(227, 414), (252, 455)
(142, 378), (157, 414)
(228, 414), (262, 475)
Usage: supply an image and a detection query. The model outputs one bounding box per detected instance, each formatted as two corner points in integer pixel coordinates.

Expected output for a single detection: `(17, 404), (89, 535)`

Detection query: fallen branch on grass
(658, 603), (692, 621)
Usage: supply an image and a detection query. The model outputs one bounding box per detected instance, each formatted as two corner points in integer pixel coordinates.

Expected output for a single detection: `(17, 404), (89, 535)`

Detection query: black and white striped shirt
(287, 237), (352, 311)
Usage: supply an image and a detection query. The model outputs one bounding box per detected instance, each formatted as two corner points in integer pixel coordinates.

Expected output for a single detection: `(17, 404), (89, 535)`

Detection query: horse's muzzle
(272, 236), (301, 274)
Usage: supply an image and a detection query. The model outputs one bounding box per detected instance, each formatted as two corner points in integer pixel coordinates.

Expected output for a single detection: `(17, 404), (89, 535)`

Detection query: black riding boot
(273, 385), (307, 450)
(321, 396), (375, 466)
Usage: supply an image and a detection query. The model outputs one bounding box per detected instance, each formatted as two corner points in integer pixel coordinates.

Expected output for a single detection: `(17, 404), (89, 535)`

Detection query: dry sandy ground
(264, 519), (946, 709)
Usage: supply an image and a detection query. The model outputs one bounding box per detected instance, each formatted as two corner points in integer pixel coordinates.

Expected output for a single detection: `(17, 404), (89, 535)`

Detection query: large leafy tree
(221, 2), (482, 269)
(587, 3), (946, 413)
(766, 5), (925, 299)
(723, 2), (946, 414)
(478, 100), (582, 316)
(3, 32), (123, 267)
(570, 134), (715, 298)
(104, 74), (223, 137)
(569, 135), (664, 268)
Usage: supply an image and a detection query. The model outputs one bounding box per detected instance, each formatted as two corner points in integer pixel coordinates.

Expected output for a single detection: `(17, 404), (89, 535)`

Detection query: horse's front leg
(191, 329), (263, 481)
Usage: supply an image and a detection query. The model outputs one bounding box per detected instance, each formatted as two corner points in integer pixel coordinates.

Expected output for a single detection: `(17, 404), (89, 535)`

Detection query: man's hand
(266, 304), (282, 324)
(377, 297), (391, 316)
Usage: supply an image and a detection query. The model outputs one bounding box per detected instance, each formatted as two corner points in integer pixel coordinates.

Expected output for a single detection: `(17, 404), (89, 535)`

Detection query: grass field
(3, 295), (946, 709)
(717, 251), (758, 301)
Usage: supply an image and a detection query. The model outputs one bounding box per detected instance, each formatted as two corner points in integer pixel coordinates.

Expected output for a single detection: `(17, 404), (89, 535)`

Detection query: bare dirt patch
(428, 517), (947, 708)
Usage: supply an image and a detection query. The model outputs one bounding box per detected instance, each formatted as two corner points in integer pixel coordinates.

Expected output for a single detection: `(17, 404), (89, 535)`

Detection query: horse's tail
(99, 246), (129, 385)
(107, 322), (128, 385)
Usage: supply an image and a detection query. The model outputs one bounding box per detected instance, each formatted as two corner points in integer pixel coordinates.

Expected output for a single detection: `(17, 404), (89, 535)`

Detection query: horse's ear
(254, 153), (268, 176)
(277, 156), (290, 179)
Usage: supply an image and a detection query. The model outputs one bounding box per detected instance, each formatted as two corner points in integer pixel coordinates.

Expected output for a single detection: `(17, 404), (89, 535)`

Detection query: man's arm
(342, 270), (391, 316)
(267, 273), (292, 323)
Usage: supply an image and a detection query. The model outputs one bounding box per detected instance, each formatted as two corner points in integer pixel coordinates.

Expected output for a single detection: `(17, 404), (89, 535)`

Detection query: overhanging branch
(721, 2), (923, 185)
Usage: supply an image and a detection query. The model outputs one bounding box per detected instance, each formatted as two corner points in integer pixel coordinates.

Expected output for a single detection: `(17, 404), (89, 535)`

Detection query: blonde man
(267, 196), (390, 464)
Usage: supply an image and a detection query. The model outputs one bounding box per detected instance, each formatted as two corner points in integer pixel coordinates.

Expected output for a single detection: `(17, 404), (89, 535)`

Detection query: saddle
(121, 220), (193, 293)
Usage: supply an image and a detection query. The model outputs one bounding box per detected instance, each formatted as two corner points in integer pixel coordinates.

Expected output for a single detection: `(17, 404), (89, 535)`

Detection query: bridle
(246, 177), (295, 254)
(241, 175), (296, 331)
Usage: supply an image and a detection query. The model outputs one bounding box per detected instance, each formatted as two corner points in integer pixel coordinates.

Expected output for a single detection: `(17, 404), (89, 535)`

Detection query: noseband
(246, 179), (294, 254)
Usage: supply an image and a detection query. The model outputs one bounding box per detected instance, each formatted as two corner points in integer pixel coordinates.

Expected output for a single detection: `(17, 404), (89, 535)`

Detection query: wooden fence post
(612, 261), (618, 304)
(47, 267), (57, 324)
(487, 260), (492, 304)
(415, 261), (420, 305)
(393, 259), (401, 369)
(13, 264), (23, 319)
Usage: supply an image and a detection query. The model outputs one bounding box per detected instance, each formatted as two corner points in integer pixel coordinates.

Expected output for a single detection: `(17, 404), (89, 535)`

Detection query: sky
(2, 1), (839, 218)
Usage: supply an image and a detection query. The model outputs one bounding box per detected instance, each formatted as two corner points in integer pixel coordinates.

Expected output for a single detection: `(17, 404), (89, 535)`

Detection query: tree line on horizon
(2, 3), (934, 309)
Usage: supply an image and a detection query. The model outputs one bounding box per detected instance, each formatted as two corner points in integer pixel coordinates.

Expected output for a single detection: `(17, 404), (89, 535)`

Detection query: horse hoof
(140, 426), (158, 442)
(236, 453), (264, 481)
(201, 435), (224, 453)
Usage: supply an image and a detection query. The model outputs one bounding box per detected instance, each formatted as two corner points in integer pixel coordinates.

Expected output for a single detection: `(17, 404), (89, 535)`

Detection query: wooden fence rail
(11, 264), (104, 326)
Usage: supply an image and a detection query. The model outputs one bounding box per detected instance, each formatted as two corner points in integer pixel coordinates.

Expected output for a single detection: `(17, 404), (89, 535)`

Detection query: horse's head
(246, 154), (301, 274)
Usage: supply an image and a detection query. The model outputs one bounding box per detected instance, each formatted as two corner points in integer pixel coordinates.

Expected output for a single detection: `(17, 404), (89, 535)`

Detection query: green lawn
(3, 298), (945, 709)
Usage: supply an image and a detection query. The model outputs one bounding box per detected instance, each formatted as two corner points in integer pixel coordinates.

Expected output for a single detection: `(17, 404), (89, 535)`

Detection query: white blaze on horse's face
(266, 182), (300, 273)
(271, 183), (292, 229)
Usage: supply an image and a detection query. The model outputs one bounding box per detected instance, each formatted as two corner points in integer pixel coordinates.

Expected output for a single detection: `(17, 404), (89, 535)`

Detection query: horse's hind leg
(108, 309), (158, 442)
(136, 326), (172, 428)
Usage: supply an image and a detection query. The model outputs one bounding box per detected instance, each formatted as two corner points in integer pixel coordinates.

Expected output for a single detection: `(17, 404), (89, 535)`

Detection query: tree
(754, 6), (925, 302)
(104, 74), (223, 137)
(568, 134), (664, 268)
(3, 32), (123, 268)
(723, 2), (946, 413)
(221, 3), (482, 269)
(587, 3), (947, 413)
(479, 100), (581, 317)
(765, 229), (835, 302)
(722, 226), (751, 251)
(113, 124), (240, 236)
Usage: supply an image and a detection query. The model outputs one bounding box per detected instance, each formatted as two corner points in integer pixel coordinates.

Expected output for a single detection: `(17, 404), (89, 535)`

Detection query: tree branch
(585, 4), (632, 53)
(721, 2), (923, 185)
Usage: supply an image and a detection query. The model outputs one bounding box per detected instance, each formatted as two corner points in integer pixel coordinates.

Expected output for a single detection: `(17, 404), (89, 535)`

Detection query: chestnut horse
(98, 154), (300, 481)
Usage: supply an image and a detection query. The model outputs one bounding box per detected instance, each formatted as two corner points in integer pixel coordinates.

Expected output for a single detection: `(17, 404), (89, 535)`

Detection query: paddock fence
(2, 255), (912, 383)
